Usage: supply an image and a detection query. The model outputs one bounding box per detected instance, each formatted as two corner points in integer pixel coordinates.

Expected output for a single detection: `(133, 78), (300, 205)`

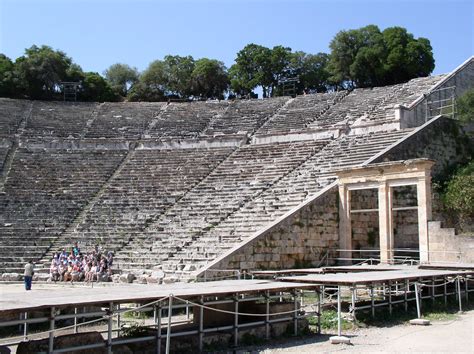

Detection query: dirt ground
(246, 309), (474, 353)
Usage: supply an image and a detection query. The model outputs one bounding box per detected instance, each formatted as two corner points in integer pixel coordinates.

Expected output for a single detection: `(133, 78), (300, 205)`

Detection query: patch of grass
(120, 323), (149, 338)
(122, 309), (153, 319)
(308, 310), (353, 331)
(423, 311), (457, 321)
(356, 297), (473, 327)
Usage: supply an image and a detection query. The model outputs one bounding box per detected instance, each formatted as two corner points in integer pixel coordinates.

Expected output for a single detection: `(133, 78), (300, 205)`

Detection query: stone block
(329, 335), (351, 344)
(409, 318), (430, 326)
(136, 275), (149, 284)
(1, 273), (21, 281)
(119, 273), (135, 283)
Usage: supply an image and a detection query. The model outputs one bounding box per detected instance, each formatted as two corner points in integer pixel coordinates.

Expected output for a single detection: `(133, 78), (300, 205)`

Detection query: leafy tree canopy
(191, 58), (229, 99)
(289, 52), (330, 93)
(230, 44), (273, 97)
(0, 54), (16, 97)
(328, 25), (434, 88)
(162, 55), (195, 98)
(15, 45), (74, 99)
(104, 63), (139, 97)
(79, 72), (119, 102)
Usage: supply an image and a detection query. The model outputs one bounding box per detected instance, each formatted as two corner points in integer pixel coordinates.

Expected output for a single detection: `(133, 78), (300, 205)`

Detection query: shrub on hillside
(457, 88), (474, 123)
(443, 161), (474, 229)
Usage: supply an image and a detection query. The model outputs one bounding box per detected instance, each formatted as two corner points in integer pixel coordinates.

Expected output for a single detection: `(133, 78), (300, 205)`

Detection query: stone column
(417, 175), (432, 263)
(378, 182), (393, 263)
(338, 184), (352, 264)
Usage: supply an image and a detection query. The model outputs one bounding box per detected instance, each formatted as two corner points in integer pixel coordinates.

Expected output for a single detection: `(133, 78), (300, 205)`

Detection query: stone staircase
(158, 129), (412, 280)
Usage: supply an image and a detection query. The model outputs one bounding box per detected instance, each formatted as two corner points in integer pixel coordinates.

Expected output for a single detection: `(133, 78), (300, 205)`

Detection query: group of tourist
(49, 243), (114, 283)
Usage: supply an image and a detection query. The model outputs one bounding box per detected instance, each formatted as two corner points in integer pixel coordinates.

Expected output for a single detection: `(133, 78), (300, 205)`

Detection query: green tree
(230, 44), (272, 97)
(191, 58), (229, 99)
(328, 25), (385, 88)
(230, 44), (296, 98)
(268, 45), (293, 96)
(289, 51), (330, 93)
(139, 59), (167, 98)
(162, 55), (195, 97)
(382, 27), (434, 84)
(457, 88), (474, 123)
(104, 63), (139, 97)
(137, 55), (195, 99)
(65, 63), (85, 82)
(15, 45), (73, 99)
(328, 25), (434, 88)
(79, 72), (119, 102)
(0, 54), (17, 97)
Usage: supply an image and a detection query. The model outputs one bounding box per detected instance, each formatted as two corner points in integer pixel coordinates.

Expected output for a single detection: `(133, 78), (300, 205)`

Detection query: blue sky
(1, 0), (473, 77)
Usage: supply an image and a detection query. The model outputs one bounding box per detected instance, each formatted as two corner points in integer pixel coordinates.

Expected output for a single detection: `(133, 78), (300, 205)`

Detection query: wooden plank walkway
(251, 264), (406, 277)
(279, 268), (474, 286)
(0, 280), (316, 313)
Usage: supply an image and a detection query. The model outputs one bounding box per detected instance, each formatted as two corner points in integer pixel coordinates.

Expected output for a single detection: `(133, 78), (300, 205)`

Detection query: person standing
(24, 260), (34, 291)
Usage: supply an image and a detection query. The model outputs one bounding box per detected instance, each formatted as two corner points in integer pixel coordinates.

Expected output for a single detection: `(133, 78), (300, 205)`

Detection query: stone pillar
(417, 175), (432, 263)
(338, 184), (352, 264)
(378, 182), (393, 263)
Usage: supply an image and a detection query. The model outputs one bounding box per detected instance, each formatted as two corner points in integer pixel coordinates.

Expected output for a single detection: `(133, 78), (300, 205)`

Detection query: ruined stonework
(1, 58), (473, 279)
(202, 188), (339, 273)
(372, 116), (473, 178)
(400, 57), (474, 128)
(200, 117), (472, 277)
(428, 221), (474, 263)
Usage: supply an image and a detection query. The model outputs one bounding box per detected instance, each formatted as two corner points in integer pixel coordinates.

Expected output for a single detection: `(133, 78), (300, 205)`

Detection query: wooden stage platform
(0, 279), (316, 314)
(279, 268), (474, 286)
(251, 264), (406, 277)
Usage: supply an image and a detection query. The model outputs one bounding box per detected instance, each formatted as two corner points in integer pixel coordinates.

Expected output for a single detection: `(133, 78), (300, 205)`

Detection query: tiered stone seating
(0, 144), (10, 171)
(202, 97), (289, 136)
(0, 98), (30, 137)
(147, 101), (228, 139)
(255, 91), (347, 135)
(363, 75), (446, 124)
(158, 129), (412, 277)
(306, 75), (446, 129)
(0, 70), (455, 279)
(23, 101), (97, 138)
(114, 140), (328, 271)
(0, 149), (126, 273)
(85, 102), (163, 139)
(52, 147), (235, 255)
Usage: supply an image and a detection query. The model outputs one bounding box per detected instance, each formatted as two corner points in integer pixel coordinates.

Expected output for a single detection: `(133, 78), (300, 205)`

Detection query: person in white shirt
(24, 260), (34, 290)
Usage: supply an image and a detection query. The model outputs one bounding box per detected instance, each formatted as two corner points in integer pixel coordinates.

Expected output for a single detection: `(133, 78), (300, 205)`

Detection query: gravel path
(249, 310), (474, 353)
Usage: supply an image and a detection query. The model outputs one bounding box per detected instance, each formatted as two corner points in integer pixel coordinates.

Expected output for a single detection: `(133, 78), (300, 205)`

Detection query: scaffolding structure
(425, 86), (457, 121)
(278, 77), (300, 97)
(60, 82), (80, 102)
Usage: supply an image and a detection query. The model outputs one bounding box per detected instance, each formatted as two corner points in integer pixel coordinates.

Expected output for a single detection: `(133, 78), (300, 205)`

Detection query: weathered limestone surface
(428, 221), (474, 263)
(203, 188), (339, 272)
(372, 116), (473, 178)
(0, 59), (472, 280)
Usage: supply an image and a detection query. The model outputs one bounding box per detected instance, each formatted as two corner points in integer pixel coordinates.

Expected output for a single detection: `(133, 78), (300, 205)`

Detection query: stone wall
(392, 185), (419, 249)
(373, 116), (472, 178)
(350, 189), (379, 251)
(199, 116), (472, 277)
(401, 57), (474, 128)
(201, 187), (339, 274)
(428, 221), (474, 263)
